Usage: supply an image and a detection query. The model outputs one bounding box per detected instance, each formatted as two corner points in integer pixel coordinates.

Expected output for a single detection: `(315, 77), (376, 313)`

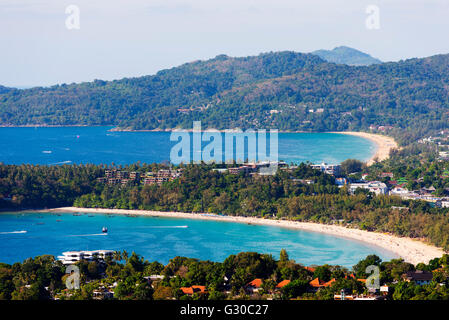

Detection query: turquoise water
(0, 212), (396, 267)
(0, 127), (376, 165)
(0, 127), (383, 267)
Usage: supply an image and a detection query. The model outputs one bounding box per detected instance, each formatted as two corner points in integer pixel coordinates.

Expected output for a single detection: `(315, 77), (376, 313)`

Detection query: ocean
(0, 211), (396, 267)
(0, 126), (375, 165)
(0, 126), (387, 266)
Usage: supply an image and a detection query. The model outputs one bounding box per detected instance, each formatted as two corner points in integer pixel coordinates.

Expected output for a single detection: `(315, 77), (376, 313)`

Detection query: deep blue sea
(0, 126), (388, 266)
(0, 212), (396, 267)
(0, 126), (375, 165)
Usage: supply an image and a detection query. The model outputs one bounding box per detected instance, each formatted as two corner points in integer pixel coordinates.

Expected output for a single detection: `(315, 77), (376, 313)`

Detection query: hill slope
(312, 46), (382, 66)
(0, 51), (448, 143)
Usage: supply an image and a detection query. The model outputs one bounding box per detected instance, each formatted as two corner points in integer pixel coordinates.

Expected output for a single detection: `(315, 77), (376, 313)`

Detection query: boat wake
(0, 230), (27, 234)
(50, 160), (72, 165)
(68, 233), (108, 237)
(137, 225), (188, 229)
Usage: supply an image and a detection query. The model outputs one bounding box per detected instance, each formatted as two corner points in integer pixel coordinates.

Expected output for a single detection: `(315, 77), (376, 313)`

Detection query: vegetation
(0, 51), (448, 144)
(2, 161), (449, 250)
(2, 251), (449, 300)
(312, 46), (382, 66)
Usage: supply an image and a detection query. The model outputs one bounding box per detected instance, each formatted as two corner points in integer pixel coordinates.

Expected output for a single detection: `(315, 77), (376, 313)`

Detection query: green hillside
(0, 51), (448, 144)
(312, 46), (382, 66)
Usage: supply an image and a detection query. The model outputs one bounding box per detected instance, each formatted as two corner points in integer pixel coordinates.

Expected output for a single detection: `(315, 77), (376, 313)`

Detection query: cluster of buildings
(310, 162), (389, 195)
(390, 185), (449, 208)
(57, 250), (114, 265)
(311, 164), (449, 202)
(213, 161), (288, 176)
(96, 168), (183, 186)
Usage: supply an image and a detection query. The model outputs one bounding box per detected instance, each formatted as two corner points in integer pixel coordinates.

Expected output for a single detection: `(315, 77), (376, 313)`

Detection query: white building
(349, 181), (388, 195)
(311, 163), (341, 176)
(58, 250), (114, 265)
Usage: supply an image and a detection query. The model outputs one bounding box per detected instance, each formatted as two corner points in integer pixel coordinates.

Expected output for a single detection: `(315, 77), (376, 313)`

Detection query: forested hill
(312, 46), (382, 66)
(0, 51), (448, 143)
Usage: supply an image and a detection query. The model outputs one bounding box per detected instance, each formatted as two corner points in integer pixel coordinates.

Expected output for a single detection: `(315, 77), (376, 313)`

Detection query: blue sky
(1, 0), (448, 87)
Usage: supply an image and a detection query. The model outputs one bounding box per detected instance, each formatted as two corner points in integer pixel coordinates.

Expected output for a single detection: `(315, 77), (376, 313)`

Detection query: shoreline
(26, 207), (444, 265)
(330, 131), (398, 165)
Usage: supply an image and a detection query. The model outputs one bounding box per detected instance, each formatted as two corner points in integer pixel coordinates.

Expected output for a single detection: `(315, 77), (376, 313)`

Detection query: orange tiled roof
(191, 285), (207, 293)
(276, 280), (291, 288)
(309, 278), (325, 288)
(180, 287), (194, 295)
(357, 279), (367, 283)
(180, 286), (207, 295)
(323, 278), (336, 287)
(247, 279), (263, 288)
(305, 267), (316, 273)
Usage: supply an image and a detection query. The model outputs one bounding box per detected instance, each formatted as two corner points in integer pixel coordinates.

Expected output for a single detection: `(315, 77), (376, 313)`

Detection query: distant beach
(331, 131), (398, 165)
(45, 207), (443, 265)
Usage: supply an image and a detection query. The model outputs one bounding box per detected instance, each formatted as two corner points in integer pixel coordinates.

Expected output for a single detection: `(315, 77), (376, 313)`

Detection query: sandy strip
(43, 207), (444, 265)
(330, 131), (398, 165)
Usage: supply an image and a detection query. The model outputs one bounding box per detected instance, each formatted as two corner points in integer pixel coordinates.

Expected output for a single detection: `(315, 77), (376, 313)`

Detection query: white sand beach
(333, 131), (398, 165)
(47, 207), (444, 265)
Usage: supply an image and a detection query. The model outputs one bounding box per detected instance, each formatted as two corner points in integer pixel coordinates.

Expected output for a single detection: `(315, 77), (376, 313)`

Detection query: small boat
(73, 213), (81, 216)
(102, 227), (108, 233)
(56, 219), (62, 222)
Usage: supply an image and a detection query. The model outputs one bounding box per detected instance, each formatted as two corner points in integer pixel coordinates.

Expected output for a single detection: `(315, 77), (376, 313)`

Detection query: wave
(42, 150), (52, 154)
(0, 230), (27, 234)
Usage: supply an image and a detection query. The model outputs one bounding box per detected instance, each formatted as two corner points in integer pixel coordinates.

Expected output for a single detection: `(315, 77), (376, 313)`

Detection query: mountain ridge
(0, 50), (448, 143)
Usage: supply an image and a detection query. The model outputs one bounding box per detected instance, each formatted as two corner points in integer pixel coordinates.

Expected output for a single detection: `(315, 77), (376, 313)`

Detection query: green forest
(0, 51), (448, 145)
(2, 160), (449, 250)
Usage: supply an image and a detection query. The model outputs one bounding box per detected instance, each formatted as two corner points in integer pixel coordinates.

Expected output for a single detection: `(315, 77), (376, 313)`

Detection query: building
(245, 278), (263, 294)
(57, 250), (114, 265)
(335, 177), (348, 186)
(180, 286), (207, 296)
(403, 271), (433, 285)
(309, 278), (336, 291)
(349, 181), (388, 195)
(92, 288), (114, 300)
(311, 163), (341, 176)
(275, 280), (291, 290)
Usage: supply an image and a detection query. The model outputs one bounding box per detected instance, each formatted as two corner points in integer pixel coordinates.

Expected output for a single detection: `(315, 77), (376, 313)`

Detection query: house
(309, 277), (325, 289)
(309, 278), (336, 290)
(403, 271), (433, 285)
(246, 279), (263, 294)
(275, 280), (291, 290)
(349, 181), (388, 195)
(92, 288), (114, 300)
(380, 285), (389, 295)
(335, 177), (348, 186)
(390, 186), (410, 196)
(304, 266), (316, 273)
(180, 286), (207, 296)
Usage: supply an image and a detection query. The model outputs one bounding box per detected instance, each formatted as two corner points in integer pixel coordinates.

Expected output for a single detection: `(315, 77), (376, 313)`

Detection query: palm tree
(113, 250), (122, 262)
(122, 250), (129, 262)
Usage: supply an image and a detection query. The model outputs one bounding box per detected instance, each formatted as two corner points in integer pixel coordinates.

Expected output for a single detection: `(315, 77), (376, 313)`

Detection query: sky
(0, 0), (448, 87)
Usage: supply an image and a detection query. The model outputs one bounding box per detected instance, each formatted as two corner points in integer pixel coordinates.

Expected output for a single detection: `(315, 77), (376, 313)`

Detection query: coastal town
(13, 249), (446, 301)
